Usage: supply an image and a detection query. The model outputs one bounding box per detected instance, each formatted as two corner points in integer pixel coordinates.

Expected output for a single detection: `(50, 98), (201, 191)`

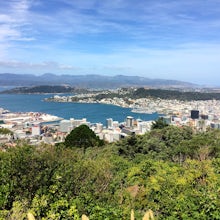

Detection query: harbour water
(0, 93), (160, 124)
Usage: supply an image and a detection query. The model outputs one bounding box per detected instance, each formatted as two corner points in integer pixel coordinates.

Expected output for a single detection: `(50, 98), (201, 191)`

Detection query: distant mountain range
(0, 73), (196, 88)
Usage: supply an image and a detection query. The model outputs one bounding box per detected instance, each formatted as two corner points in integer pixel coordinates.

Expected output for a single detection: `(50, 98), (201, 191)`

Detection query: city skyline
(1, 0), (220, 86)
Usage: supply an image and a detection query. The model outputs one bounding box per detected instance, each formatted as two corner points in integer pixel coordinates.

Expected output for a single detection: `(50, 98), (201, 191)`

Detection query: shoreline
(44, 95), (161, 115)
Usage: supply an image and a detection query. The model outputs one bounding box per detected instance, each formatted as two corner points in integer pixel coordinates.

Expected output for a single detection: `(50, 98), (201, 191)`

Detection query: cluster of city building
(0, 107), (153, 146)
(1, 97), (220, 147)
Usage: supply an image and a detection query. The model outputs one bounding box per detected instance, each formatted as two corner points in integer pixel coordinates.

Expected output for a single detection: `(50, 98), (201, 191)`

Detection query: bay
(0, 94), (160, 124)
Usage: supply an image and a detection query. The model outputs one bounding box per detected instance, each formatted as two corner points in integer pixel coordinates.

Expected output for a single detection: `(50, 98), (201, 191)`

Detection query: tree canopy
(151, 117), (169, 130)
(64, 124), (103, 149)
(0, 128), (13, 135)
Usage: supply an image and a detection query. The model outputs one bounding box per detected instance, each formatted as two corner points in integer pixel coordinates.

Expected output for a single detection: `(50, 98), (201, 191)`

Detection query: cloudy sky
(0, 0), (220, 85)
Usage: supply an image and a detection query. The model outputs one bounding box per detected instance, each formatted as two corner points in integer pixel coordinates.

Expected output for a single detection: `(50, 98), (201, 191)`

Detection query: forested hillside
(0, 85), (87, 94)
(132, 88), (220, 100)
(0, 125), (220, 219)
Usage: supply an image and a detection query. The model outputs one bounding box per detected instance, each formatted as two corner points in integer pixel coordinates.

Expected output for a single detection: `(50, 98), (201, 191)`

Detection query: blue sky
(0, 0), (220, 85)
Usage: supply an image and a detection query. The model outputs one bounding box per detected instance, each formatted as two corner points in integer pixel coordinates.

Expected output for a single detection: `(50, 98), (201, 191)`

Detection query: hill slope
(0, 73), (196, 88)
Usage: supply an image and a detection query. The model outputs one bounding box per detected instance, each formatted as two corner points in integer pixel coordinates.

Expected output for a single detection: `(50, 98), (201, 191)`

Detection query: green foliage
(0, 144), (61, 210)
(133, 87), (220, 100)
(1, 127), (220, 219)
(3, 85), (75, 94)
(8, 201), (28, 220)
(64, 125), (104, 149)
(118, 125), (195, 161)
(64, 87), (220, 102)
(89, 205), (124, 220)
(151, 117), (169, 130)
(0, 128), (13, 135)
(130, 159), (220, 219)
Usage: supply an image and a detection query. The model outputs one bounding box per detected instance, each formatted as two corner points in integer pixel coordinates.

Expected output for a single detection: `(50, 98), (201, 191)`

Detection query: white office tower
(60, 120), (72, 133)
(106, 118), (113, 128)
(112, 121), (119, 128)
(97, 132), (104, 140)
(70, 118), (75, 126)
(82, 118), (87, 124)
(126, 116), (134, 128)
(138, 122), (148, 134)
(73, 118), (87, 127)
(104, 132), (114, 142)
(136, 118), (142, 130)
(32, 123), (41, 136)
(96, 123), (103, 133)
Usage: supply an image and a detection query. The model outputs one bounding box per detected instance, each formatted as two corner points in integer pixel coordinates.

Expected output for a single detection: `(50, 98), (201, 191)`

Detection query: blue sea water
(0, 93), (160, 124)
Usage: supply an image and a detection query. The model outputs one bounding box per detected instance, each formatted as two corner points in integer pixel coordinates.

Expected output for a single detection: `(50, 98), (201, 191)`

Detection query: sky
(0, 0), (220, 86)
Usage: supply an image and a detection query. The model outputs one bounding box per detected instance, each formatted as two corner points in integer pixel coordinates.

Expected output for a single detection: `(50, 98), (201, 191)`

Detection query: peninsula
(45, 87), (220, 115)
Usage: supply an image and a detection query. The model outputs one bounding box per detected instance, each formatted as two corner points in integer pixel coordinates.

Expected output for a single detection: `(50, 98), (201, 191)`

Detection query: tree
(64, 125), (103, 149)
(118, 135), (139, 158)
(0, 128), (13, 135)
(151, 117), (169, 130)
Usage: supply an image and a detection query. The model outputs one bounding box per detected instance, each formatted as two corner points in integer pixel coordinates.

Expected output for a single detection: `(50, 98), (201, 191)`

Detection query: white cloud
(0, 0), (33, 42)
(1, 0), (220, 85)
(0, 0), (37, 62)
(0, 60), (77, 70)
(2, 0), (220, 46)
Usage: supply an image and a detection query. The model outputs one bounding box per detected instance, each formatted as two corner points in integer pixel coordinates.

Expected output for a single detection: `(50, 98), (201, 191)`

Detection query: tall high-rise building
(106, 118), (113, 128)
(96, 123), (103, 132)
(112, 121), (119, 128)
(191, 110), (199, 119)
(32, 123), (41, 136)
(126, 116), (134, 128)
(200, 114), (208, 120)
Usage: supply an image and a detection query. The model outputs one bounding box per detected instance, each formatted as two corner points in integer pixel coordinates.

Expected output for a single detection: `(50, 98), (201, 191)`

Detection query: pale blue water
(0, 94), (160, 124)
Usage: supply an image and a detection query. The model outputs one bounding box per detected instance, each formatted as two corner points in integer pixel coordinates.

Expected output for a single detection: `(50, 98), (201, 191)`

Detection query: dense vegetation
(0, 128), (13, 135)
(132, 88), (220, 100)
(1, 125), (220, 219)
(90, 88), (220, 101)
(4, 86), (220, 101)
(64, 125), (104, 149)
(0, 86), (89, 94)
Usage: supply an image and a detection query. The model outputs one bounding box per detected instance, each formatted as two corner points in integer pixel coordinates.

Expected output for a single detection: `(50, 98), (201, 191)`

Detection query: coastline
(44, 95), (160, 115)
(0, 93), (160, 125)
